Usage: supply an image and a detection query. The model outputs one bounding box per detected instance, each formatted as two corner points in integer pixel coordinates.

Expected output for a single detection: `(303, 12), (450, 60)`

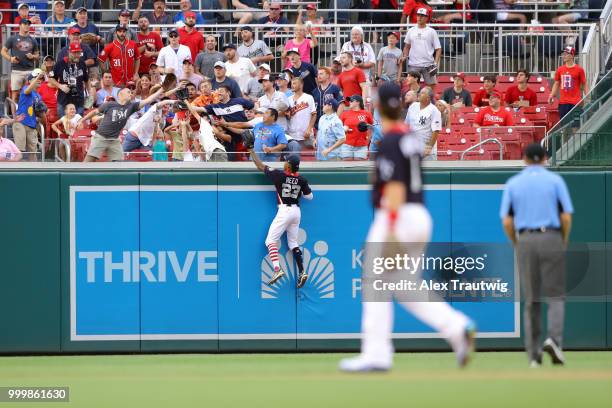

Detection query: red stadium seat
(465, 75), (484, 84)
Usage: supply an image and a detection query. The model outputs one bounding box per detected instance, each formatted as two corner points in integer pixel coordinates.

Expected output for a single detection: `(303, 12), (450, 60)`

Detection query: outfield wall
(0, 169), (610, 353)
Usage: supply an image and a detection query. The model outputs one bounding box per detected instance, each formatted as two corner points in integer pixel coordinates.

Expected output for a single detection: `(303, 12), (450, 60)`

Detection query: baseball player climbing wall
(67, 175), (516, 350)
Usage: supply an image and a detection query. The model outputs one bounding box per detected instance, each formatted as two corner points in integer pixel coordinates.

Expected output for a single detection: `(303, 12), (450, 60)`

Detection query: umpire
(500, 143), (574, 367)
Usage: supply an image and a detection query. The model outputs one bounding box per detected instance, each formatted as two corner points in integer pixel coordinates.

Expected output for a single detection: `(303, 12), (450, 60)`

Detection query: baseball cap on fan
(562, 46), (575, 55)
(17, 3), (29, 10)
(28, 68), (44, 80)
(69, 41), (82, 54)
(416, 7), (429, 16)
(286, 48), (300, 56)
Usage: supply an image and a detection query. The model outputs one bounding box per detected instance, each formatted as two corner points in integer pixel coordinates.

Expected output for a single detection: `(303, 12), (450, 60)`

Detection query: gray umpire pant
(516, 230), (566, 361)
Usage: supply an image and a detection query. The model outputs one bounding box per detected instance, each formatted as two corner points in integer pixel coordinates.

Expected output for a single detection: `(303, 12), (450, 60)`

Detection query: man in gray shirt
(237, 26), (274, 66)
(77, 87), (165, 161)
(1, 19), (40, 101)
(105, 9), (138, 44)
(195, 35), (226, 79)
(244, 64), (270, 101)
(376, 32), (402, 82)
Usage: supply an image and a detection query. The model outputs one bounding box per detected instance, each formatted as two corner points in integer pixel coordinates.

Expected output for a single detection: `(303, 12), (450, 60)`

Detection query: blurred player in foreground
(340, 82), (475, 372)
(248, 147), (313, 288)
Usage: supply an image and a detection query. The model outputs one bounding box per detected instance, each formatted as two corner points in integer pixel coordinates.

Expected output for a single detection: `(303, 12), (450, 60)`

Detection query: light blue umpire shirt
(500, 165), (574, 230)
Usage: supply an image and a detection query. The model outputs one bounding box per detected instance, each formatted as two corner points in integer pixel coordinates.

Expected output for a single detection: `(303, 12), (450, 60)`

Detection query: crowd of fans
(0, 0), (595, 162)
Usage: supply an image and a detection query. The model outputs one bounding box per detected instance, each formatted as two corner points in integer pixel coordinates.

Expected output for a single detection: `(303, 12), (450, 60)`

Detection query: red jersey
(504, 85), (537, 107)
(475, 107), (514, 127)
(178, 27), (205, 62)
(402, 0), (433, 23)
(340, 109), (373, 147)
(13, 16), (38, 33)
(554, 64), (586, 105)
(38, 81), (58, 111)
(137, 31), (163, 74)
(99, 39), (140, 87)
(473, 88), (502, 107)
(337, 67), (366, 105)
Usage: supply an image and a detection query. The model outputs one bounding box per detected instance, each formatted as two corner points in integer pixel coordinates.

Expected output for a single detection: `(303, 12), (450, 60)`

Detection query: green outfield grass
(1, 352), (611, 408)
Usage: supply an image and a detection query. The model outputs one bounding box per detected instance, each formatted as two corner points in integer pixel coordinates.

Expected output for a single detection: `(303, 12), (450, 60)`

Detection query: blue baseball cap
(324, 98), (339, 112)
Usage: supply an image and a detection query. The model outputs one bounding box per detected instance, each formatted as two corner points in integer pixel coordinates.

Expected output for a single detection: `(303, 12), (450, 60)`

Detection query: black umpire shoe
(268, 268), (285, 286)
(297, 272), (308, 288)
(542, 338), (565, 365)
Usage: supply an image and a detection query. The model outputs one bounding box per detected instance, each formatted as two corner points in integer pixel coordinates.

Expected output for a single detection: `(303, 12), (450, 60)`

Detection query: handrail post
(498, 26), (503, 77)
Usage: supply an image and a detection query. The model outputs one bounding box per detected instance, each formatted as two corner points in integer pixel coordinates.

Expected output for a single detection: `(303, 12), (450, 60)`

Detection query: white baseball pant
(265, 204), (301, 249)
(360, 203), (470, 366)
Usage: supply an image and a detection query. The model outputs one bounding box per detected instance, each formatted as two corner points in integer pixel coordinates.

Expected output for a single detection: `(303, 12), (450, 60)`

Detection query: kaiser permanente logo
(261, 229), (334, 299)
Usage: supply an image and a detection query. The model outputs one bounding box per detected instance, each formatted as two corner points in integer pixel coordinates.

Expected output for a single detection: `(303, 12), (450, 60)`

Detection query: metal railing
(460, 138), (504, 161)
(601, 0), (612, 69)
(545, 69), (612, 166)
(549, 132), (612, 166)
(0, 22), (599, 80)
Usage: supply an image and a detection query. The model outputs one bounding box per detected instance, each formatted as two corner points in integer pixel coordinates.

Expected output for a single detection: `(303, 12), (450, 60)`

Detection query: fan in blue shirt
(253, 109), (288, 161)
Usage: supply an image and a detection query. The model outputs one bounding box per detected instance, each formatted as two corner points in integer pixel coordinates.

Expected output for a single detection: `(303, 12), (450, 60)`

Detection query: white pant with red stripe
(360, 204), (470, 366)
(265, 204), (301, 249)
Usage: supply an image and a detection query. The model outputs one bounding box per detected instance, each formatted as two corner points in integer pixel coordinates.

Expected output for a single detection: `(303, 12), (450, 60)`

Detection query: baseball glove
(357, 121), (370, 132)
(80, 33), (98, 46)
(241, 130), (255, 150)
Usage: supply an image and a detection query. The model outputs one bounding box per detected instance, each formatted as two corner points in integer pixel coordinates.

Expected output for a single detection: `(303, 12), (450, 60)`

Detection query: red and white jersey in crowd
(99, 39), (141, 87)
(475, 106), (514, 127)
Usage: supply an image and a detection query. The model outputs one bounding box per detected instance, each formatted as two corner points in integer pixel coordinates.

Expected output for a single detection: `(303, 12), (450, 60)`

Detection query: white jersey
(225, 57), (257, 94)
(197, 117), (226, 161)
(404, 26), (441, 68)
(258, 91), (290, 131)
(128, 104), (164, 147)
(287, 92), (316, 141)
(156, 44), (192, 79)
(340, 40), (376, 81)
(405, 102), (442, 145)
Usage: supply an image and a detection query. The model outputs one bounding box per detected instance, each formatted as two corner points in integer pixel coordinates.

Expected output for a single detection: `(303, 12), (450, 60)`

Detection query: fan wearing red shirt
(179, 12), (205, 62)
(13, 3), (41, 32)
(38, 76), (59, 138)
(549, 46), (588, 119)
(505, 69), (538, 109)
(474, 93), (514, 127)
(340, 95), (373, 161)
(136, 16), (163, 75)
(99, 25), (141, 87)
(400, 0), (433, 25)
(473, 74), (501, 107)
(336, 52), (367, 113)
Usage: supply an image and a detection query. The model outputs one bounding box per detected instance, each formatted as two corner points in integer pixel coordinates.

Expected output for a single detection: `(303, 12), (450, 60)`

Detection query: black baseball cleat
(297, 272), (308, 288)
(542, 338), (565, 365)
(267, 268), (285, 286)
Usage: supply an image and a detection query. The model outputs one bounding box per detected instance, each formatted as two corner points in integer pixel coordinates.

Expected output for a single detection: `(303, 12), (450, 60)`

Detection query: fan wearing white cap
(257, 74), (290, 131)
(12, 68), (45, 160)
(340, 25), (376, 82)
(402, 7), (441, 87)
(244, 64), (272, 102)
